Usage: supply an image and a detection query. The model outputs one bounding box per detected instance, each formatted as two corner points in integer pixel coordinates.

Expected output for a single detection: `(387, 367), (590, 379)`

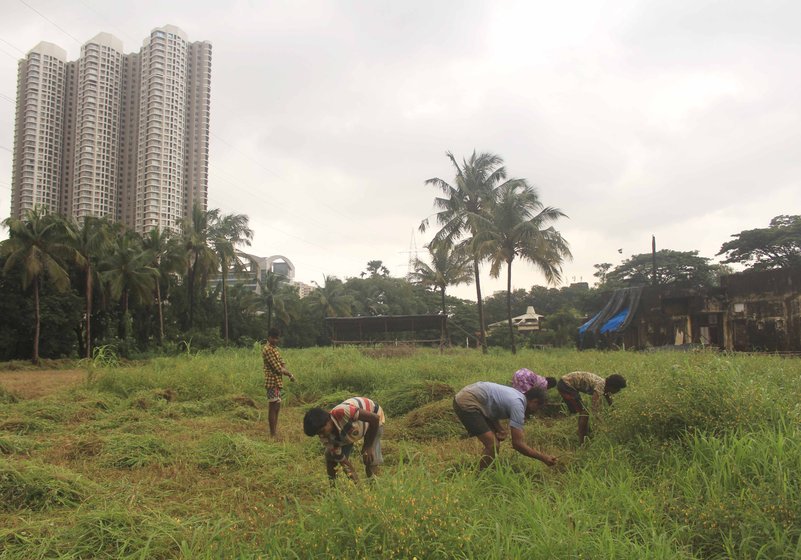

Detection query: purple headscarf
(512, 368), (547, 394)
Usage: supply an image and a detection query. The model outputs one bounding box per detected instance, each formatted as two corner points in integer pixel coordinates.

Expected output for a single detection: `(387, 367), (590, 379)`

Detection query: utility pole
(651, 235), (657, 286)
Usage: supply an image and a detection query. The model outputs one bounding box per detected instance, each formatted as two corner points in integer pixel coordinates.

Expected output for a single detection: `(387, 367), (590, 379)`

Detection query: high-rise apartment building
(10, 25), (211, 233)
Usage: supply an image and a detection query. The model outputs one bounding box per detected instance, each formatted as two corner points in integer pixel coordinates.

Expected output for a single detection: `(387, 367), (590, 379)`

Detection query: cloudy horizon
(1, 0), (799, 301)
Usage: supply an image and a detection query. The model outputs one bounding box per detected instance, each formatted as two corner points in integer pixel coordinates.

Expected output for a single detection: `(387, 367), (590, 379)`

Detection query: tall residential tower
(10, 25), (211, 233)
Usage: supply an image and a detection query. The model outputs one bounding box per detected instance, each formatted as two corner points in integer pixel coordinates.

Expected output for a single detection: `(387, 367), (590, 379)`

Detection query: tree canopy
(717, 215), (801, 271)
(605, 249), (719, 289)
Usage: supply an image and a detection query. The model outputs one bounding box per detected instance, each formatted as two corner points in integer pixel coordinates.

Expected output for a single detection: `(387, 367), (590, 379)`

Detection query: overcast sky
(1, 0), (799, 300)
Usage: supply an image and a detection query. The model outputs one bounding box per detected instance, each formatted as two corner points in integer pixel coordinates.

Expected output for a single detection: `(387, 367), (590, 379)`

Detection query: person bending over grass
(262, 327), (295, 438)
(512, 368), (557, 394)
(557, 371), (626, 445)
(453, 382), (557, 470)
(303, 397), (385, 483)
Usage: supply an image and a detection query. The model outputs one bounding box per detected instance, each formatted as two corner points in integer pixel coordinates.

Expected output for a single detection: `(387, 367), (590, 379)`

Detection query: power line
(210, 132), (281, 179)
(206, 150), (352, 237)
(0, 45), (19, 61)
(210, 131), (353, 222)
(17, 0), (82, 44)
(206, 165), (327, 231)
(0, 37), (26, 55)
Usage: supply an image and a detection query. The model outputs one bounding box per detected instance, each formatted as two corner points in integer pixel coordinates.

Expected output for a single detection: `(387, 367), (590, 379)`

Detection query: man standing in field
(262, 327), (295, 438)
(557, 371), (626, 444)
(453, 381), (557, 470)
(303, 396), (385, 483)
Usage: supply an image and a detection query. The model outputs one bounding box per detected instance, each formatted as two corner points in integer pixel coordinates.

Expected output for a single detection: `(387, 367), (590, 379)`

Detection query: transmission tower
(403, 229), (420, 278)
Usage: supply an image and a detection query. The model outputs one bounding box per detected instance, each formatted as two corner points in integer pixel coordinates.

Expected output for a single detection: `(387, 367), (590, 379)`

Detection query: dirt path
(0, 369), (87, 400)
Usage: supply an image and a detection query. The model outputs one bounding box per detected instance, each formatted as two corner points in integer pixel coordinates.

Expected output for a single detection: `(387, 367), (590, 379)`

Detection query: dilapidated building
(579, 267), (801, 352)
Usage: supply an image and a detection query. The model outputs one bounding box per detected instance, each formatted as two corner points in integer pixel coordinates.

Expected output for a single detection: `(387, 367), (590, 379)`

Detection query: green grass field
(1, 347), (800, 559)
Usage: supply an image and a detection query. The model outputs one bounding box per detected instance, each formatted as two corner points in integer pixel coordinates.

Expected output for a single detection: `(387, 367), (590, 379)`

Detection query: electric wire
(16, 0), (83, 44)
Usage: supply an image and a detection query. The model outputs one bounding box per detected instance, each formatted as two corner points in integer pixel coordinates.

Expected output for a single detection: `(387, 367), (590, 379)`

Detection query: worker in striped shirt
(303, 397), (385, 482)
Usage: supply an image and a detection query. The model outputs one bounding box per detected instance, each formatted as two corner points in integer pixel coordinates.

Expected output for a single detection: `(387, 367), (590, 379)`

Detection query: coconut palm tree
(64, 216), (113, 358)
(250, 271), (295, 332)
(307, 275), (353, 318)
(181, 205), (220, 330)
(1, 208), (73, 364)
(409, 241), (473, 345)
(142, 227), (183, 343)
(101, 230), (159, 340)
(419, 151), (515, 353)
(212, 212), (253, 344)
(473, 182), (571, 353)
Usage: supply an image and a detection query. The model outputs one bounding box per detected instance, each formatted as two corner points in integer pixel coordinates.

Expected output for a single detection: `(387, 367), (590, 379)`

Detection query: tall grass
(1, 347), (800, 558)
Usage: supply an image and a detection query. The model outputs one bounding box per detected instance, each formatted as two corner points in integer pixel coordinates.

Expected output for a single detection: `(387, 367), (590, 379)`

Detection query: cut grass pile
(0, 459), (97, 511)
(101, 434), (173, 469)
